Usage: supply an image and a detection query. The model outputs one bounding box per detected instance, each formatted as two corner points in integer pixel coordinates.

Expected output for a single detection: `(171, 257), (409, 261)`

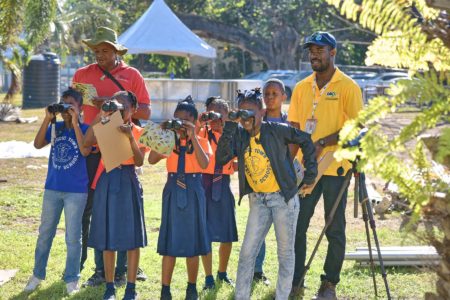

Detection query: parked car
(363, 72), (410, 102)
(347, 71), (379, 90)
(249, 70), (312, 100)
(243, 70), (297, 81)
(266, 71), (313, 100)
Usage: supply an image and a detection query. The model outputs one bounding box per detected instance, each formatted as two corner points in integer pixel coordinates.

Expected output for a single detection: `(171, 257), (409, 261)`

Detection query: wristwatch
(318, 138), (326, 147)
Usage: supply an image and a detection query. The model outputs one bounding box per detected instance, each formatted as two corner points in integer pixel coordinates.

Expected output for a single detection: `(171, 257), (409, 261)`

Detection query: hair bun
(236, 88), (263, 109)
(180, 95), (194, 105)
(243, 88), (261, 99)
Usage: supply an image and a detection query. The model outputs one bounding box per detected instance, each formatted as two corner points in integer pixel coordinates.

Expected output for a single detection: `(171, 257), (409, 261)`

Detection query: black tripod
(298, 159), (392, 299)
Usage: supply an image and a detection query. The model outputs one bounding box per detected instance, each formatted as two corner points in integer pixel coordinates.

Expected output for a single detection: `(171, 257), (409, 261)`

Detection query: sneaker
(160, 291), (172, 300)
(202, 275), (215, 291)
(114, 272), (127, 288)
(82, 270), (105, 287)
(103, 290), (116, 300)
(136, 267), (147, 281)
(202, 283), (215, 291)
(312, 280), (337, 300)
(161, 285), (172, 300)
(123, 289), (138, 300)
(185, 287), (198, 300)
(217, 273), (234, 287)
(24, 275), (42, 292)
(66, 281), (80, 295)
(253, 272), (270, 286)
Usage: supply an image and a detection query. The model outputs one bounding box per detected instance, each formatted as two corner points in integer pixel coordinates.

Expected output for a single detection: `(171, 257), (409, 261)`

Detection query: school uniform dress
(200, 128), (238, 243)
(157, 137), (212, 257)
(88, 126), (148, 251)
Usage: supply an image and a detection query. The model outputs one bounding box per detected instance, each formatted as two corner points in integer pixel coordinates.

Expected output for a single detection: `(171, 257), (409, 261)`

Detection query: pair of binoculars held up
(200, 111), (222, 122)
(228, 109), (255, 120)
(47, 103), (72, 113)
(101, 100), (124, 112)
(161, 119), (184, 130)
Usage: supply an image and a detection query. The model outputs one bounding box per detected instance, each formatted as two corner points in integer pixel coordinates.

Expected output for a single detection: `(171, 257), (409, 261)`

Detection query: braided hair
(236, 88), (263, 109)
(175, 95), (199, 120)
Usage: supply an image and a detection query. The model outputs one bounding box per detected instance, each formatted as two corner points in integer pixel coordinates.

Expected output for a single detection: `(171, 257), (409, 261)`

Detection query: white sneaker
(24, 275), (42, 292)
(66, 281), (80, 295)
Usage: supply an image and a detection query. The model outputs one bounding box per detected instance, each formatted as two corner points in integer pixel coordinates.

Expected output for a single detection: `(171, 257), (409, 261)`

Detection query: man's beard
(311, 59), (329, 72)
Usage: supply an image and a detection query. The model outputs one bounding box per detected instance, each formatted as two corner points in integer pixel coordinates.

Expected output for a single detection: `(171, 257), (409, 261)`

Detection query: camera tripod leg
(360, 173), (392, 300)
(298, 170), (353, 286)
(354, 173), (359, 218)
(360, 197), (378, 297)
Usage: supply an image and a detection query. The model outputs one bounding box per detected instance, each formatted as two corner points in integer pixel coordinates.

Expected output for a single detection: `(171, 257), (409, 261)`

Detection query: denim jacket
(216, 121), (317, 203)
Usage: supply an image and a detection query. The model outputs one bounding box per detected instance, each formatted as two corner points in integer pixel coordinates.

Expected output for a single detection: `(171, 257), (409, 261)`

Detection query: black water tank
(22, 52), (60, 108)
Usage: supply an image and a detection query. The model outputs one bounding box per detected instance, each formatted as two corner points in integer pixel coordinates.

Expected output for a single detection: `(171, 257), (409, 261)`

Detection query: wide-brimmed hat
(82, 26), (128, 55)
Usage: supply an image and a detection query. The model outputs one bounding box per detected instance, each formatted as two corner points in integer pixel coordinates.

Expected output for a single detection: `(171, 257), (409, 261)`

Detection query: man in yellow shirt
(288, 31), (363, 299)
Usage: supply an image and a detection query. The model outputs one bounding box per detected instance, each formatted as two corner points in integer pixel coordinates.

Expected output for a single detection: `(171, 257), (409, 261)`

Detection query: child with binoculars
(216, 88), (318, 300)
(83, 90), (148, 300)
(25, 88), (91, 296)
(148, 97), (212, 300)
(197, 96), (238, 291)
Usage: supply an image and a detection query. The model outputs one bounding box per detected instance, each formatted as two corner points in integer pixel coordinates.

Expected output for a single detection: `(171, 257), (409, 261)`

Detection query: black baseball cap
(303, 31), (337, 49)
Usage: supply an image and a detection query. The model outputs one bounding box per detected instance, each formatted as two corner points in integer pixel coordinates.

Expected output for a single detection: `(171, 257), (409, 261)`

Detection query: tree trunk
(271, 25), (300, 69)
(1, 58), (21, 104)
(179, 14), (299, 69)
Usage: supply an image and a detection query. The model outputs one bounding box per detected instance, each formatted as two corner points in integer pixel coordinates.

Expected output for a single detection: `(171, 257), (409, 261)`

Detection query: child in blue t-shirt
(24, 88), (91, 296)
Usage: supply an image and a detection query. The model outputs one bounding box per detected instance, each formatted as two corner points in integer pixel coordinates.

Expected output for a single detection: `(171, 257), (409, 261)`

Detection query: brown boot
(311, 280), (337, 300)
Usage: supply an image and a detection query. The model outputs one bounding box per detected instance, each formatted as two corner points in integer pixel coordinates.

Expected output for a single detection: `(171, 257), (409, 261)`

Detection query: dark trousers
(293, 175), (348, 286)
(80, 152), (126, 275)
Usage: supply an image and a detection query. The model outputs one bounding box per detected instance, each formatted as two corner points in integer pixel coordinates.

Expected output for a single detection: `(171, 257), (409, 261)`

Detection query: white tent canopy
(118, 0), (216, 58)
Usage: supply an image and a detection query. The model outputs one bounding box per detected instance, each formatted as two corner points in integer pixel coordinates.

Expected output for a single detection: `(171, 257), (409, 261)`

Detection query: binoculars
(161, 119), (183, 130)
(228, 109), (255, 120)
(47, 103), (72, 113)
(200, 111), (222, 122)
(102, 100), (124, 112)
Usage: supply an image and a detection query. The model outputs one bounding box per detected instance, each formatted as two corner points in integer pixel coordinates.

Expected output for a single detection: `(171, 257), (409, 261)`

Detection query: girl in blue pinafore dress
(84, 91), (147, 300)
(198, 97), (238, 290)
(148, 97), (212, 300)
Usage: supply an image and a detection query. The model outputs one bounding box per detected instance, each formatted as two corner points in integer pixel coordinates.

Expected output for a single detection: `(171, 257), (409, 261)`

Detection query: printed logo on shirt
(244, 147), (273, 185)
(116, 74), (130, 83)
(51, 136), (80, 171)
(325, 91), (338, 100)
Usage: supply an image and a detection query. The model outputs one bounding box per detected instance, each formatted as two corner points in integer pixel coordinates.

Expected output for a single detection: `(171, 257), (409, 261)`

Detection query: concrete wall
(144, 78), (263, 121)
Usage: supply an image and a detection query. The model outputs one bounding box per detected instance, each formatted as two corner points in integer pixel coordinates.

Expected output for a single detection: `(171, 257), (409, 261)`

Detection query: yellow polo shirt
(288, 68), (363, 176)
(244, 133), (280, 193)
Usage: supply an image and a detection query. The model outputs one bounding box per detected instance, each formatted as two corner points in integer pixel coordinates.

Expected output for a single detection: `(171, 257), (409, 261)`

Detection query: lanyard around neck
(311, 76), (331, 119)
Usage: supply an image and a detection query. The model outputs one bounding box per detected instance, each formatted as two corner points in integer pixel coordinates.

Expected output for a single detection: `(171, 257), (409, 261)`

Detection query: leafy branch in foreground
(328, 0), (450, 298)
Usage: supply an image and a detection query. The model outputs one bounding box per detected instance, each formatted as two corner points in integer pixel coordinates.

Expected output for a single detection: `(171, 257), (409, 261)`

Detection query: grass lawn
(0, 107), (437, 300)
